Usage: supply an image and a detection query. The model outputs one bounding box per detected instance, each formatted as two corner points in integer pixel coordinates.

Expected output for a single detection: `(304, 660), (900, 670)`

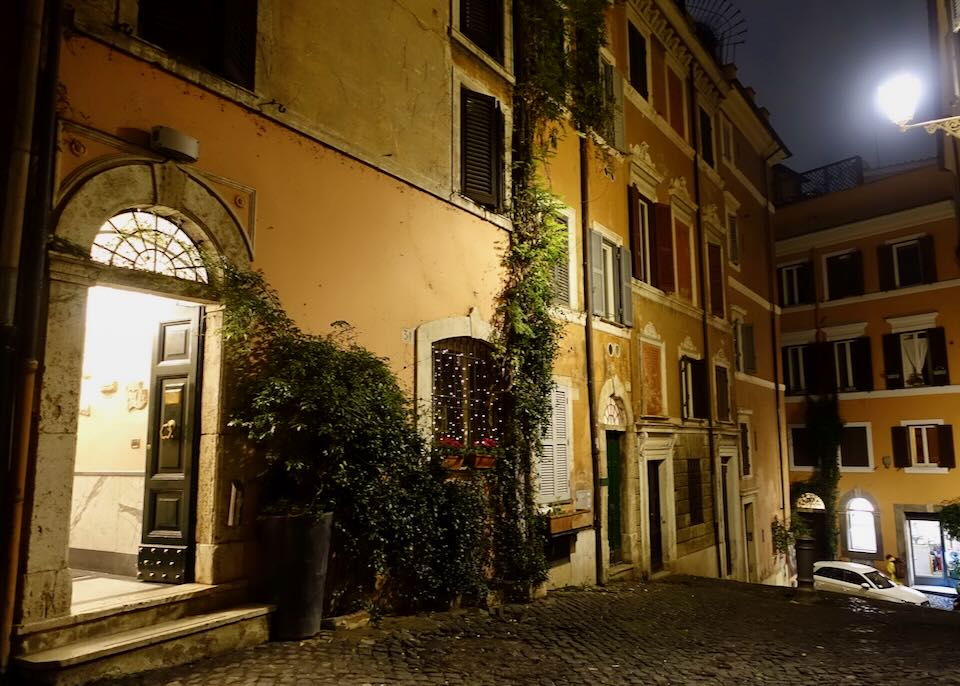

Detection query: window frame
(552, 207), (578, 310)
(714, 361), (731, 423)
(788, 425), (817, 471)
(664, 58), (688, 141)
(538, 381), (573, 504)
(719, 114), (736, 167)
(639, 334), (668, 419)
(626, 18), (651, 101)
(778, 260), (814, 307)
(454, 74), (511, 213)
(738, 414), (753, 479)
(726, 212), (740, 268)
(680, 355), (707, 421)
(784, 344), (807, 395)
(455, 0), (507, 65)
(823, 248), (863, 301)
(698, 106), (716, 168)
(904, 420), (944, 468)
(430, 336), (504, 447)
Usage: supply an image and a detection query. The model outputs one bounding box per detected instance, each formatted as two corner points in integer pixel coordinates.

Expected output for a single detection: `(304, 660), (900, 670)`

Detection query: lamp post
(878, 72), (960, 139)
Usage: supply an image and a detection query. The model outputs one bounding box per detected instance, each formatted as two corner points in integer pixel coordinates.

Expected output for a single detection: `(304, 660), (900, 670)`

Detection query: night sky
(727, 0), (936, 172)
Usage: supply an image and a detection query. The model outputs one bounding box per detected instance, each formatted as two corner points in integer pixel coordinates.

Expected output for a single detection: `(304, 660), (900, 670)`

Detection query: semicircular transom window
(90, 211), (208, 283)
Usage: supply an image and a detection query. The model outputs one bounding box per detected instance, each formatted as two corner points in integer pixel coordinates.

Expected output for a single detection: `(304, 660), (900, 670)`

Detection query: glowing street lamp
(878, 72), (960, 138)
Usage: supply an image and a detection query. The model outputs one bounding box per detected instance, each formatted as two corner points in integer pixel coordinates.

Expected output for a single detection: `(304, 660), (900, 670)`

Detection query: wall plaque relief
(126, 381), (149, 411)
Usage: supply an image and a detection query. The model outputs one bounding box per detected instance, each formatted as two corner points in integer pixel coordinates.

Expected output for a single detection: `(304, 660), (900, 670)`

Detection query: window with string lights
(431, 337), (504, 445)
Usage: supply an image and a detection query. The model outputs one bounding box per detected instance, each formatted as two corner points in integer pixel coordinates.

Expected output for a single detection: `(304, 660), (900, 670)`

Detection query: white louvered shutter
(540, 385), (571, 502)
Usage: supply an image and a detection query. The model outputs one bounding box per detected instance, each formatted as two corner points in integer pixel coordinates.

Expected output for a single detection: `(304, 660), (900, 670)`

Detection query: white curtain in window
(846, 497), (877, 554)
(901, 333), (928, 386)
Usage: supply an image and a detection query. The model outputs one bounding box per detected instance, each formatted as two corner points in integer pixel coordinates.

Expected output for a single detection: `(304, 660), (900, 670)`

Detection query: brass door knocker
(159, 419), (177, 440)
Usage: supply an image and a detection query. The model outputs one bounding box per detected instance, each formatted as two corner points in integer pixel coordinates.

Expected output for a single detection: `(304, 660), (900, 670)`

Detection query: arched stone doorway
(20, 161), (251, 624)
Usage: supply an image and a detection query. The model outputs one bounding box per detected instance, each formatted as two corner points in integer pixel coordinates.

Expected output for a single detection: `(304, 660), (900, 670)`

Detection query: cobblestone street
(102, 576), (960, 685)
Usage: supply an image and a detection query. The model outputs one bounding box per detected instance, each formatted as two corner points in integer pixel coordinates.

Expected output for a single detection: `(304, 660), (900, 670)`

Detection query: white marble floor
(70, 569), (168, 614)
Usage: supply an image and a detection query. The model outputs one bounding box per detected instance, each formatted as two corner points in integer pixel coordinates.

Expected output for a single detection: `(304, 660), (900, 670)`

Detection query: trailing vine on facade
(488, 0), (612, 593)
(791, 394), (844, 558)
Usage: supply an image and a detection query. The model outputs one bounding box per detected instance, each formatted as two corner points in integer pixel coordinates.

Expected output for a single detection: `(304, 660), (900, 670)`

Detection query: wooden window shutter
(708, 243), (723, 317)
(540, 385), (571, 501)
(850, 250), (865, 296)
(798, 262), (815, 304)
(742, 323), (756, 374)
(628, 23), (648, 98)
(552, 215), (571, 305)
(715, 366), (730, 421)
(461, 88), (500, 208)
(852, 336), (873, 391)
(590, 231), (605, 316)
(613, 71), (626, 151)
(628, 186), (642, 279)
(461, 0), (503, 62)
(652, 204), (675, 292)
(919, 235), (937, 283)
(891, 426), (910, 468)
(878, 244), (895, 291)
(928, 327), (950, 386)
(882, 333), (904, 389)
(618, 245), (633, 326)
(692, 359), (709, 419)
(223, 0), (258, 90)
(937, 425), (956, 469)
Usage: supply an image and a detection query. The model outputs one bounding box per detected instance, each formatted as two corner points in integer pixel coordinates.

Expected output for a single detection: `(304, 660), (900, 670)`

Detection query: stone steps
(14, 604), (272, 686)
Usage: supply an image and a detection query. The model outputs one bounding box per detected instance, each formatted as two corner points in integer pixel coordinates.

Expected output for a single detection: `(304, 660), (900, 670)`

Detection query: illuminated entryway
(906, 514), (960, 587)
(69, 286), (203, 586)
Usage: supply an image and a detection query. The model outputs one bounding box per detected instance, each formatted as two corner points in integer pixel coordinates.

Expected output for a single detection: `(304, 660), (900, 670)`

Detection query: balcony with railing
(774, 156), (865, 206)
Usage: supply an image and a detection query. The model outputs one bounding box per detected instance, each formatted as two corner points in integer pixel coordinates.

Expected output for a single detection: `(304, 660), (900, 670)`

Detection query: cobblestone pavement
(101, 576), (960, 685)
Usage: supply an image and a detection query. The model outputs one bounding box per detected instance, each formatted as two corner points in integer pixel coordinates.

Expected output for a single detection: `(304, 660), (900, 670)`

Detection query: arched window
(431, 337), (503, 445)
(846, 497), (878, 554)
(90, 210), (208, 283)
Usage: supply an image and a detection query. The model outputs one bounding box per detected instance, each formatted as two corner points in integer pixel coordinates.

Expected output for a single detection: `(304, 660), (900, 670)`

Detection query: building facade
(776, 160), (960, 589)
(1, 0), (792, 680)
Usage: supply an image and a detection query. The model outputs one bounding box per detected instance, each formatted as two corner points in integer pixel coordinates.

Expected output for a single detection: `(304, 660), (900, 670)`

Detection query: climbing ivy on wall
(790, 394), (844, 559)
(488, 0), (612, 593)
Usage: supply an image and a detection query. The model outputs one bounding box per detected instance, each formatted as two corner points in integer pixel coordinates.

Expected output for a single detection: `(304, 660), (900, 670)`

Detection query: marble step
(15, 604), (272, 686)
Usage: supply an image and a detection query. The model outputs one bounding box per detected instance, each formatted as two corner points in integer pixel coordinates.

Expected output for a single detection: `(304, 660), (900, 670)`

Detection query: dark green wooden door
(138, 304), (203, 584)
(606, 432), (623, 563)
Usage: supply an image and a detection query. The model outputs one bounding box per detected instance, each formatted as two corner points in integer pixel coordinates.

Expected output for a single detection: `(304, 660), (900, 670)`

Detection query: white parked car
(813, 561), (930, 606)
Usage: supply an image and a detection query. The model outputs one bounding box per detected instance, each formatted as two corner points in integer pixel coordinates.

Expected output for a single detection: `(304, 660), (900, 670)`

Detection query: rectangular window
(832, 337), (872, 392)
(708, 242), (724, 317)
(839, 425), (871, 468)
(460, 0), (503, 62)
(790, 426), (817, 468)
(590, 232), (633, 326)
(739, 421), (752, 477)
(715, 365), (730, 421)
(666, 66), (686, 139)
(736, 322), (757, 374)
(783, 345), (808, 394)
(641, 341), (665, 417)
(720, 115), (735, 165)
(628, 187), (652, 284)
(892, 424), (955, 469)
(680, 356), (708, 420)
(825, 251), (863, 300)
(539, 384), (571, 502)
(432, 337), (503, 445)
(460, 87), (503, 209)
(699, 108), (715, 167)
(627, 22), (649, 98)
(599, 56), (625, 149)
(688, 459), (704, 525)
(727, 214), (740, 266)
(879, 236), (935, 290)
(778, 262), (814, 306)
(139, 0), (258, 90)
(883, 328), (949, 389)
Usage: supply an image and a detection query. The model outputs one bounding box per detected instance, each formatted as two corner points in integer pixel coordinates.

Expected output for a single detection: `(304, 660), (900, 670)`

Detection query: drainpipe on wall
(687, 65), (723, 579)
(579, 135), (604, 586)
(763, 148), (789, 528)
(1, 0), (58, 673)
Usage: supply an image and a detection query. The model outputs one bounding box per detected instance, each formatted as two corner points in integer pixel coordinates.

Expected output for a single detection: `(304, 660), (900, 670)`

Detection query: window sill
(904, 466), (950, 474)
(698, 158), (725, 189)
(450, 28), (516, 85)
(449, 193), (512, 231)
(839, 466), (875, 473)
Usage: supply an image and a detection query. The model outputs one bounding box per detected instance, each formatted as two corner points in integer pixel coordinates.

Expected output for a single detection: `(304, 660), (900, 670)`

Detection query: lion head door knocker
(159, 419), (177, 441)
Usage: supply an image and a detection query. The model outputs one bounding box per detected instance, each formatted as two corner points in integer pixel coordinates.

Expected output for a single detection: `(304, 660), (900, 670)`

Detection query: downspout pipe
(1, 0), (58, 673)
(687, 65), (722, 579)
(763, 149), (789, 526)
(579, 135), (604, 586)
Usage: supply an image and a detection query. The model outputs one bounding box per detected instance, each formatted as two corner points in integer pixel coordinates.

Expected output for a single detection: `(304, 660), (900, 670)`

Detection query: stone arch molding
(54, 159), (252, 265)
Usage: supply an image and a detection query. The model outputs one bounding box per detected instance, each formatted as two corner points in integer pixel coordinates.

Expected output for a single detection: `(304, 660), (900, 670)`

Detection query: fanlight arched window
(90, 210), (208, 283)
(845, 497), (878, 554)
